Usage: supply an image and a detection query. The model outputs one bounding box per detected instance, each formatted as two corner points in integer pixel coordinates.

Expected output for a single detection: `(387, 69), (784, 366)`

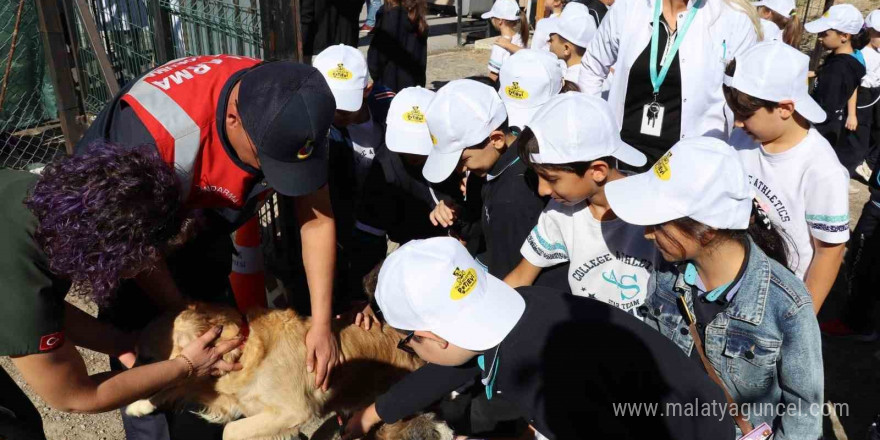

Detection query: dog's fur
(129, 303), (448, 440)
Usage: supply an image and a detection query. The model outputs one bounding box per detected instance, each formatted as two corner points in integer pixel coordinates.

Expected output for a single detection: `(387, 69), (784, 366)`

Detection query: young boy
(724, 41), (849, 313)
(806, 4), (867, 174)
(350, 87), (464, 312)
(504, 93), (655, 319)
(497, 49), (564, 131)
(423, 79), (566, 286)
(341, 237), (735, 439)
(315, 44), (394, 307)
(546, 5), (597, 91)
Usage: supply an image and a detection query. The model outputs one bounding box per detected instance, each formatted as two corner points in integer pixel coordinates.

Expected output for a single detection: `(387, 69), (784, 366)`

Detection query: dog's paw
(125, 400), (157, 417)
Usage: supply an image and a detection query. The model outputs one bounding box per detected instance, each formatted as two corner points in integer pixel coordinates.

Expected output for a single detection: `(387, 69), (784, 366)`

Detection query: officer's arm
(291, 184), (339, 390)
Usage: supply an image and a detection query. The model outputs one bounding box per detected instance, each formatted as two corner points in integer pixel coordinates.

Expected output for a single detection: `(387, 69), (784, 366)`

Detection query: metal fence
(0, 0), (66, 169)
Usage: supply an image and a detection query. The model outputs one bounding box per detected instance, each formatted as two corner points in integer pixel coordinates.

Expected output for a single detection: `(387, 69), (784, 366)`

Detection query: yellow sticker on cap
(402, 106), (426, 123)
(822, 10), (830, 17)
(297, 139), (314, 159)
(653, 151), (673, 181)
(450, 267), (478, 300)
(504, 82), (529, 100)
(328, 63), (353, 80)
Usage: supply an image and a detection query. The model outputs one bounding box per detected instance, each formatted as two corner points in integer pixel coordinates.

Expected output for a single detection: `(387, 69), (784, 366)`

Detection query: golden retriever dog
(127, 303), (452, 440)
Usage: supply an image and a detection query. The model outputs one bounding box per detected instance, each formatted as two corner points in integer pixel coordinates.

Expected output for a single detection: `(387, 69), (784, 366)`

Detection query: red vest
(121, 55), (264, 210)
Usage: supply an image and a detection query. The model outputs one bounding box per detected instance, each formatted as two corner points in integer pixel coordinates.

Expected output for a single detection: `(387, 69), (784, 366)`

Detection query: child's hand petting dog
(177, 325), (243, 378)
(355, 304), (382, 331)
(430, 201), (458, 228)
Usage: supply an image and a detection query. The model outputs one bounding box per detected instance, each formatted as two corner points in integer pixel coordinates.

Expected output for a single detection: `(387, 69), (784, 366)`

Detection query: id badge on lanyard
(641, 0), (700, 137)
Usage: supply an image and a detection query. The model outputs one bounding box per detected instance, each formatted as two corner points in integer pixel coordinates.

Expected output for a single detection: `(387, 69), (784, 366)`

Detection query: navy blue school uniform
(348, 145), (464, 292)
(812, 52), (867, 172)
(478, 144), (569, 290)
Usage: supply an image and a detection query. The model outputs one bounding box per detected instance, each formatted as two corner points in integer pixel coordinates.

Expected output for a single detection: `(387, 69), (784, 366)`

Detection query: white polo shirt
(731, 128), (850, 279)
(861, 45), (880, 88)
(759, 18), (783, 42)
(521, 200), (658, 319)
(581, 0), (758, 141)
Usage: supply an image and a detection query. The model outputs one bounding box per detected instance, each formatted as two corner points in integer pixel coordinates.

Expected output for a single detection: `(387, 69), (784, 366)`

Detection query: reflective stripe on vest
(126, 79), (201, 200)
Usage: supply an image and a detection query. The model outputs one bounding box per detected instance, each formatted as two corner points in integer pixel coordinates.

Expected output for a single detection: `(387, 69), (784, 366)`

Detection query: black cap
(237, 61), (336, 197)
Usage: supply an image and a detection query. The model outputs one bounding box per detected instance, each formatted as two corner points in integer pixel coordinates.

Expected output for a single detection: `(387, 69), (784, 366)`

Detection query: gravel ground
(3, 46), (879, 440)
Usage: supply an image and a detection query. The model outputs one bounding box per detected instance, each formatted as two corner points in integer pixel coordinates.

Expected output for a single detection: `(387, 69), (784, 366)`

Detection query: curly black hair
(25, 141), (184, 304)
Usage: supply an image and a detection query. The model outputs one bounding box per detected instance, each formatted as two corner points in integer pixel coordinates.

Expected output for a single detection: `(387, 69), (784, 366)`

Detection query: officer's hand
(341, 404), (382, 440)
(355, 304), (382, 331)
(178, 326), (243, 378)
(430, 201), (458, 228)
(306, 323), (339, 392)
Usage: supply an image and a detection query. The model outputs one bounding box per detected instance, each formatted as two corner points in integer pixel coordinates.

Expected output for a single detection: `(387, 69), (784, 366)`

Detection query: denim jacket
(640, 239), (823, 440)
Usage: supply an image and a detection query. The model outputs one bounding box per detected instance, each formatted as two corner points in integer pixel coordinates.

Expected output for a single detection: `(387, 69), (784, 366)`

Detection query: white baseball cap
(546, 9), (598, 48)
(376, 237), (526, 351)
(805, 4), (865, 35)
(752, 0), (795, 18)
(423, 79), (508, 183)
(605, 137), (753, 230)
(866, 10), (880, 32)
(481, 0), (521, 21)
(385, 87), (436, 155)
(527, 92), (647, 167)
(723, 41), (826, 123)
(498, 49), (564, 129)
(559, 2), (591, 18)
(313, 44), (369, 112)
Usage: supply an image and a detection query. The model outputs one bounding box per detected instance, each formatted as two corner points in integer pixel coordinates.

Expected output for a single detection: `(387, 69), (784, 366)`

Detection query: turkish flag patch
(38, 332), (64, 352)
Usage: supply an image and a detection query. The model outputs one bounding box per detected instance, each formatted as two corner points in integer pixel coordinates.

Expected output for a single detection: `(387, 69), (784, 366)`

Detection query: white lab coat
(580, 0), (757, 141)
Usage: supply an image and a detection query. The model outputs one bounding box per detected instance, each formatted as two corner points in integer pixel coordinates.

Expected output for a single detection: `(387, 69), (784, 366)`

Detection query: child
(342, 237), (736, 440)
(483, 0), (529, 82)
(350, 87), (461, 302)
(807, 3), (867, 174)
(497, 49), (564, 131)
(422, 79), (566, 286)
(546, 7), (597, 91)
(753, 0), (802, 47)
(315, 44), (394, 306)
(504, 93), (657, 320)
(724, 41), (849, 312)
(367, 0), (429, 91)
(530, 0), (567, 52)
(854, 10), (880, 180)
(605, 137), (824, 439)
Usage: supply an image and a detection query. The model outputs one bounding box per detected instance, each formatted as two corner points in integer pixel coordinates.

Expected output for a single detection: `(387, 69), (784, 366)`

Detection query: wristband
(176, 354), (194, 378)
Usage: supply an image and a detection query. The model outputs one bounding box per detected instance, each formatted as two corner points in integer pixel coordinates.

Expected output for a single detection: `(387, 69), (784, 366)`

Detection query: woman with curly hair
(0, 142), (242, 440)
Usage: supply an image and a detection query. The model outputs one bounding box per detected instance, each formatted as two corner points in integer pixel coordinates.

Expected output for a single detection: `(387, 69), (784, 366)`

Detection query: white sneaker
(856, 161), (873, 181)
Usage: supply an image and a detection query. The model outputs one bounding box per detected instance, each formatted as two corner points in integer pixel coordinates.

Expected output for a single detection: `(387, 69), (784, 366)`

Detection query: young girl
(853, 10), (880, 179)
(530, 0), (567, 52)
(754, 0), (802, 47)
(367, 0), (429, 91)
(605, 137), (823, 439)
(483, 0), (529, 82)
(807, 3), (867, 174)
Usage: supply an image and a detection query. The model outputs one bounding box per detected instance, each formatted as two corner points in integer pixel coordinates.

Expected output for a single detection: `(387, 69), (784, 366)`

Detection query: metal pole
(457, 0), (462, 46)
(74, 0), (121, 95)
(35, 0), (85, 152)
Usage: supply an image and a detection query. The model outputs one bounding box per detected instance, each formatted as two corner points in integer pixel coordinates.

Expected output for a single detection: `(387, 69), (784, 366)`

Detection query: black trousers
(106, 224), (236, 440)
(844, 199), (880, 332)
(0, 367), (45, 440)
(852, 87), (880, 173)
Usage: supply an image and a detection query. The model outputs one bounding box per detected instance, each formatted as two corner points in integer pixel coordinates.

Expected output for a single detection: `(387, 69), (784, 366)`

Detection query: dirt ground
(3, 47), (880, 440)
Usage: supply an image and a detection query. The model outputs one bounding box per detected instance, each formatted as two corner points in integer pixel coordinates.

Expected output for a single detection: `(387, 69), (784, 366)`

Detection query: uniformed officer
(0, 144), (242, 440)
(76, 56), (339, 439)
